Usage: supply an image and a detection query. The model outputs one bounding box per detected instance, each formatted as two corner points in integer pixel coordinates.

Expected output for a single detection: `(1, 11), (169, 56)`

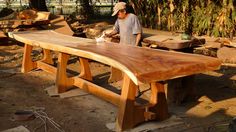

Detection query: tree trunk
(29, 0), (48, 11)
(185, 0), (193, 35)
(79, 0), (93, 19)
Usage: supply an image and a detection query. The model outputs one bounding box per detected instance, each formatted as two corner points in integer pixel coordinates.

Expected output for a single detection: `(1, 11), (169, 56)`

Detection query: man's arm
(135, 33), (142, 46)
(105, 30), (118, 37)
(106, 20), (119, 37)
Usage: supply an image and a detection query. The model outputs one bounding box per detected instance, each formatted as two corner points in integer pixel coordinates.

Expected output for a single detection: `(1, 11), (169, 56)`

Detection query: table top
(9, 30), (221, 85)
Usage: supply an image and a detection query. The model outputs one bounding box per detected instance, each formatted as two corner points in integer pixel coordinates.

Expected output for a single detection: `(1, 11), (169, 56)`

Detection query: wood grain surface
(143, 34), (206, 49)
(9, 30), (221, 84)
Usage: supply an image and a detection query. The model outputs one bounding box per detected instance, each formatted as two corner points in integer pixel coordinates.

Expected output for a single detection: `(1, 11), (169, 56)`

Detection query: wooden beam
(73, 77), (120, 106)
(21, 44), (37, 73)
(37, 61), (57, 75)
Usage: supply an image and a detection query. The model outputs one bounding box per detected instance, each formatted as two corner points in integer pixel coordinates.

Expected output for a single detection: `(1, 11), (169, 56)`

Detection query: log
(217, 47), (236, 63)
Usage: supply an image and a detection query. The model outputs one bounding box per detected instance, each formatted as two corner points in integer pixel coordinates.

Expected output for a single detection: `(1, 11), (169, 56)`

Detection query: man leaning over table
(106, 2), (142, 46)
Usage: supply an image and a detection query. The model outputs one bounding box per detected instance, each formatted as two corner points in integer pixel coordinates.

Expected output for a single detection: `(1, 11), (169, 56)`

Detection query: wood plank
(143, 34), (205, 49)
(2, 125), (30, 132)
(0, 11), (50, 29)
(44, 85), (59, 97)
(36, 61), (57, 75)
(73, 76), (120, 106)
(45, 85), (89, 98)
(59, 88), (89, 99)
(9, 30), (221, 85)
(50, 15), (74, 36)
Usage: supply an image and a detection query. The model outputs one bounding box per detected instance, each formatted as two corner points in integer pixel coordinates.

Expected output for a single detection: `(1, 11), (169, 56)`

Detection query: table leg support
(42, 49), (54, 65)
(78, 57), (92, 81)
(21, 44), (37, 73)
(56, 53), (74, 93)
(149, 82), (169, 120)
(108, 67), (123, 83)
(116, 74), (138, 131)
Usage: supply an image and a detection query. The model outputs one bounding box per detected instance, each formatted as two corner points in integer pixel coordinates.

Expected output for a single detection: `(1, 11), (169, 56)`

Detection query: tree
(29, 0), (48, 11)
(4, 0), (13, 8)
(79, 0), (94, 19)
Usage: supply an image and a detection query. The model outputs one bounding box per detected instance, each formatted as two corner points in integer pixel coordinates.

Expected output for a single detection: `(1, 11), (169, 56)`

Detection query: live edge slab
(9, 30), (221, 131)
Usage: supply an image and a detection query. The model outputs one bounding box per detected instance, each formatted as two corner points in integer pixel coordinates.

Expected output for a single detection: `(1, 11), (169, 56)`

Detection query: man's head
(112, 2), (127, 19)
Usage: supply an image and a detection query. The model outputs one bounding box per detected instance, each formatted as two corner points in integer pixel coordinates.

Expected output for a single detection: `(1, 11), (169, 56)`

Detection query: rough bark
(29, 0), (48, 11)
(79, 0), (93, 19)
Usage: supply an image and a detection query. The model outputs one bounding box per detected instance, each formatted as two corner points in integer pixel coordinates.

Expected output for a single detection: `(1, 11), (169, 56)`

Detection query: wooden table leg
(182, 75), (196, 101)
(42, 49), (54, 65)
(116, 74), (138, 131)
(149, 82), (169, 120)
(108, 66), (123, 83)
(21, 44), (37, 73)
(167, 75), (196, 104)
(78, 57), (92, 81)
(56, 53), (74, 93)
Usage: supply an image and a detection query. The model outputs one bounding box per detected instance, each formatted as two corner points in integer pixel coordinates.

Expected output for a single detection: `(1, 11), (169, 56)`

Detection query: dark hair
(119, 9), (126, 13)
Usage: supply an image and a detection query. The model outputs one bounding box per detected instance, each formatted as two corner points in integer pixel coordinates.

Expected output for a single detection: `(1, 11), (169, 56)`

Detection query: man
(106, 2), (142, 46)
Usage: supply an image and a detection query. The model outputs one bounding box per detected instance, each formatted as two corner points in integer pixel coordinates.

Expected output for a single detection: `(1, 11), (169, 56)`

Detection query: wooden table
(143, 34), (205, 50)
(9, 30), (221, 131)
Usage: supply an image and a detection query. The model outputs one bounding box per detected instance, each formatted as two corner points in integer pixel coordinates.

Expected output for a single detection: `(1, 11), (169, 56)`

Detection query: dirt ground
(1, 35), (236, 132)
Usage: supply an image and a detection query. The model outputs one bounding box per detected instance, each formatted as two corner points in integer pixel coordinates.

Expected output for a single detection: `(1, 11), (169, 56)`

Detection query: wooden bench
(9, 30), (221, 131)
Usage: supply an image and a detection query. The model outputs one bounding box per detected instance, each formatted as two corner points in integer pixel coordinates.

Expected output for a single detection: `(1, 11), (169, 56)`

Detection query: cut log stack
(194, 37), (236, 64)
(0, 9), (50, 33)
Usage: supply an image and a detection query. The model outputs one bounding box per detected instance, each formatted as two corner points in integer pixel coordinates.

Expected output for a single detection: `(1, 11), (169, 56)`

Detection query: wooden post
(167, 75), (196, 104)
(182, 75), (196, 101)
(21, 44), (37, 73)
(108, 67), (123, 83)
(56, 53), (74, 93)
(42, 49), (54, 65)
(78, 57), (92, 81)
(116, 74), (138, 131)
(149, 82), (169, 120)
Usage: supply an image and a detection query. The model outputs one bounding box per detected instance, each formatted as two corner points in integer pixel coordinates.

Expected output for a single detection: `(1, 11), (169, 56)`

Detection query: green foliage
(129, 0), (235, 38)
(4, 0), (14, 8)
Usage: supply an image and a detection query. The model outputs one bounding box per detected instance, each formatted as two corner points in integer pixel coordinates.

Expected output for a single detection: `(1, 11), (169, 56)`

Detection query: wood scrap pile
(70, 21), (113, 39)
(0, 9), (50, 33)
(65, 15), (111, 38)
(194, 37), (236, 64)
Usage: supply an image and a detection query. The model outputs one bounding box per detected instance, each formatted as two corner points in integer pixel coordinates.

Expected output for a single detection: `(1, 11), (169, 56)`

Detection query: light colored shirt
(114, 13), (142, 45)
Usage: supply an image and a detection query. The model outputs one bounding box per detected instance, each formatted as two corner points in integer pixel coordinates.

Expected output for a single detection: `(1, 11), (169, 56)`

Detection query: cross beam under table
(21, 44), (170, 131)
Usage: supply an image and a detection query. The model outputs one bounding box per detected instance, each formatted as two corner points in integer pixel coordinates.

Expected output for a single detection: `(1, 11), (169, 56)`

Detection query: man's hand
(105, 33), (112, 37)
(105, 30), (118, 38)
